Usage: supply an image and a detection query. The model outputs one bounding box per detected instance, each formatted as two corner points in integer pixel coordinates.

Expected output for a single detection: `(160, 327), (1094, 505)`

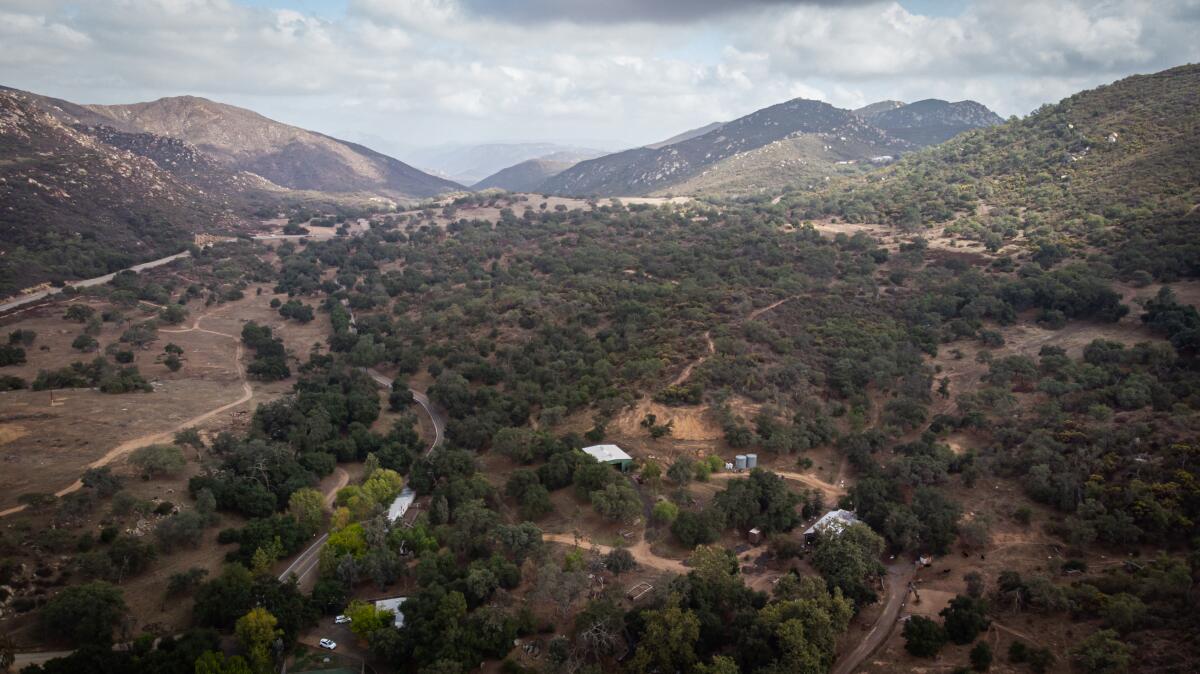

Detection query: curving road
(278, 370), (445, 587)
(831, 562), (915, 674)
(366, 368), (445, 455)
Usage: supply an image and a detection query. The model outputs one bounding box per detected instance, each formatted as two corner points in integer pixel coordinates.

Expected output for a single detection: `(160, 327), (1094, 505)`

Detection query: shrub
(902, 616), (946, 657)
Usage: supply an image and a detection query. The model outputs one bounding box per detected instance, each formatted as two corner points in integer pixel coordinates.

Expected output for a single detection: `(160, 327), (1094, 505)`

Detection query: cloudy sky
(1, 0), (1197, 154)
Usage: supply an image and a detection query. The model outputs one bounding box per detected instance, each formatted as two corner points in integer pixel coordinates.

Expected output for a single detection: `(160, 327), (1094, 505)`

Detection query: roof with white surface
(375, 596), (408, 627)
(387, 487), (416, 522)
(803, 509), (859, 537)
(582, 444), (632, 463)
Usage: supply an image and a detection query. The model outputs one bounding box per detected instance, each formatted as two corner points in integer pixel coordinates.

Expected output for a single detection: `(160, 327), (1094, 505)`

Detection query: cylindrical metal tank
(746, 453), (758, 468)
(735, 454), (747, 470)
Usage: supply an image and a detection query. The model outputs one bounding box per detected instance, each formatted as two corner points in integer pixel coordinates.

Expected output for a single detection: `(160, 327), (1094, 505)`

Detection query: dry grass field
(0, 277), (346, 645)
(0, 282), (329, 512)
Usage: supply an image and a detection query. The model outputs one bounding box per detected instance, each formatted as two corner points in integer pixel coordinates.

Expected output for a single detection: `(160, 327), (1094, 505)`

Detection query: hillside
(472, 157), (577, 191)
(865, 98), (1004, 145)
(0, 90), (234, 294)
(541, 95), (1003, 198)
(81, 96), (460, 198)
(542, 98), (908, 197)
(650, 134), (880, 198)
(790, 64), (1200, 282)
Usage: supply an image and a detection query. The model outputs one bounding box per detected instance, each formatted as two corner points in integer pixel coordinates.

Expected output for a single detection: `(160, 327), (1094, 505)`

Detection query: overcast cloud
(0, 0), (1196, 153)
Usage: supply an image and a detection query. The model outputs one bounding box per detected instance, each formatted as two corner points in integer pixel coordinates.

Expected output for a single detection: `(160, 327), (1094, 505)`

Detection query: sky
(1, 0), (1197, 154)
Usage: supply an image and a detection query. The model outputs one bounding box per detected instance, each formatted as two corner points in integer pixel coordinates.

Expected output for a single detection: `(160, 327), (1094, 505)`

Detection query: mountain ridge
(540, 97), (913, 197)
(80, 94), (461, 198)
(0, 89), (238, 294)
(472, 158), (577, 192)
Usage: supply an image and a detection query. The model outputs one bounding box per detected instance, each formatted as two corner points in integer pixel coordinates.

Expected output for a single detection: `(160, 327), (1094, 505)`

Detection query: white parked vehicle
(319, 638), (337, 650)
(334, 614), (351, 624)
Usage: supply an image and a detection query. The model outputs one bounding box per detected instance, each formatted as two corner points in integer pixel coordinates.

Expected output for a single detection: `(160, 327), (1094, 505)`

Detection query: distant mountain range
(60, 95), (461, 198)
(473, 158), (579, 192)
(405, 143), (607, 185)
(857, 98), (1003, 145)
(538, 98), (1002, 197)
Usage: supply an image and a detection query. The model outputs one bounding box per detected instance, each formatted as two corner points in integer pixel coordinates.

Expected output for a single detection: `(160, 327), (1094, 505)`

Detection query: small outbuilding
(375, 597), (408, 628)
(803, 509), (860, 544)
(582, 444), (633, 472)
(387, 487), (416, 523)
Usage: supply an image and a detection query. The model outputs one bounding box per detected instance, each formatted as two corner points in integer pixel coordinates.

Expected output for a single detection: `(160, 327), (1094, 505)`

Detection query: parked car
(319, 638), (337, 650)
(334, 615), (351, 624)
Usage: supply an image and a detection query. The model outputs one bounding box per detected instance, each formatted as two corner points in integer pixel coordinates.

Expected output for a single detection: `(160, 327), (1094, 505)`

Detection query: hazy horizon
(2, 0), (1198, 152)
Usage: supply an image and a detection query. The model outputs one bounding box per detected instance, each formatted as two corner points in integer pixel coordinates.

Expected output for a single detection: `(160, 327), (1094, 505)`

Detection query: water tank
(746, 453), (758, 469)
(735, 454), (747, 470)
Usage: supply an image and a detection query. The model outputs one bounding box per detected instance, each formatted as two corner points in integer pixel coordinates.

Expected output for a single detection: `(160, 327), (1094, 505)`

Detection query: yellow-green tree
(335, 485), (377, 521)
(287, 487), (326, 535)
(345, 599), (394, 641)
(235, 607), (282, 674)
(195, 651), (253, 674)
(326, 522), (367, 558)
(362, 468), (405, 505)
(250, 536), (284, 576)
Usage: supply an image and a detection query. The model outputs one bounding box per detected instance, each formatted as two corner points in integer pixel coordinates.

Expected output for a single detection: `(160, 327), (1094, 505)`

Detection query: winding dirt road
(670, 295), (795, 386)
(671, 331), (715, 387)
(0, 310), (252, 518)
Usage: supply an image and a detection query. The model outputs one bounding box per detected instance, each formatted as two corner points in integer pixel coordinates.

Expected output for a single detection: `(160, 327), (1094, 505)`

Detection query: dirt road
(671, 331), (715, 387)
(542, 532), (688, 574)
(366, 367), (445, 454)
(709, 468), (846, 502)
(831, 562), (914, 674)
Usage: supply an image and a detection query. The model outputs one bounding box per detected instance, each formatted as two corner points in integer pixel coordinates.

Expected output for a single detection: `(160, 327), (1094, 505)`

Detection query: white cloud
(0, 0), (1195, 150)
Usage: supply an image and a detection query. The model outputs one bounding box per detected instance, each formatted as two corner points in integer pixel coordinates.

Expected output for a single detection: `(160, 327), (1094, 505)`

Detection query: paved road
(0, 251), (192, 314)
(278, 372), (445, 587)
(0, 230), (338, 315)
(831, 562), (915, 674)
(366, 368), (445, 455)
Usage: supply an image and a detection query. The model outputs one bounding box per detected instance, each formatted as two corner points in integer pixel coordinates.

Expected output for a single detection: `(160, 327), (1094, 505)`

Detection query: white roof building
(387, 487), (416, 523)
(803, 509), (860, 540)
(375, 597), (408, 628)
(581, 444), (632, 465)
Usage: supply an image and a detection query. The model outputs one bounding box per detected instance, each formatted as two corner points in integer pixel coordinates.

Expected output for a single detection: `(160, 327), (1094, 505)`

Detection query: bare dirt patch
(611, 399), (724, 443)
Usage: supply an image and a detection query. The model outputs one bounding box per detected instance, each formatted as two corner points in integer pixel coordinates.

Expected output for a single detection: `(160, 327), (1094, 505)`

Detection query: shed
(387, 487), (416, 523)
(803, 509), (859, 544)
(375, 596), (408, 628)
(747, 528), (763, 545)
(582, 444), (633, 472)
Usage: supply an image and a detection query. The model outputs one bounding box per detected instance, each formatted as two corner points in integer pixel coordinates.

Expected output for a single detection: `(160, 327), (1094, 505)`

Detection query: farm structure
(582, 444), (633, 471)
(803, 509), (860, 544)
